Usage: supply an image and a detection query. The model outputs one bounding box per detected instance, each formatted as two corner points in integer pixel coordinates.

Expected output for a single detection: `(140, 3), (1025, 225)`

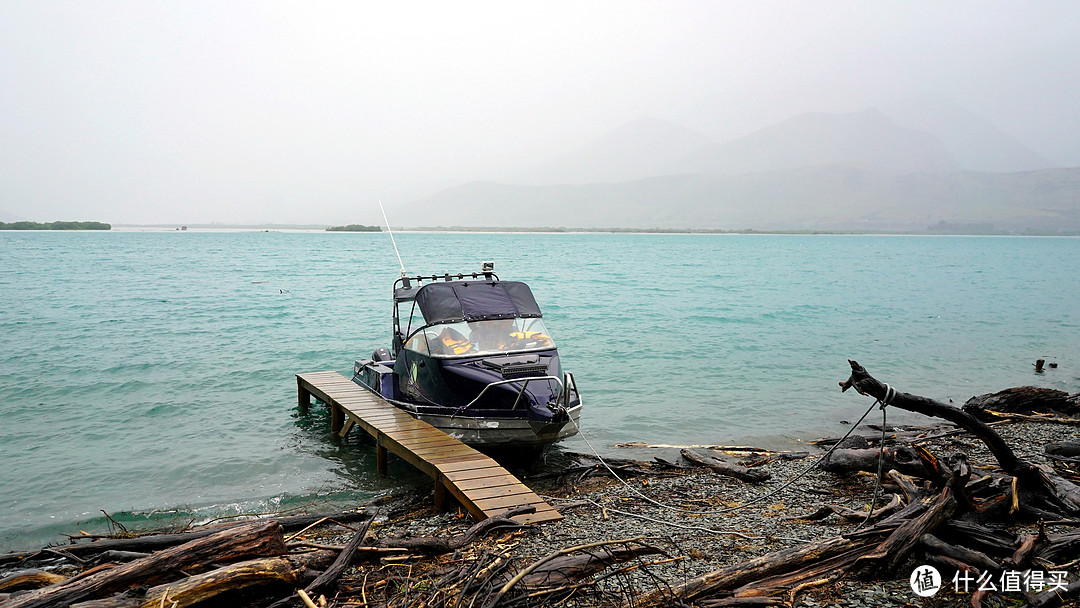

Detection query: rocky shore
(344, 417), (1078, 607)
(3, 411), (1078, 607)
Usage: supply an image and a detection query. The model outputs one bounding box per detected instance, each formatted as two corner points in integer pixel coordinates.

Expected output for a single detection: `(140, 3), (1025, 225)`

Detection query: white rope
(881, 383), (896, 406)
(854, 391), (890, 531)
(564, 397), (883, 517)
(540, 496), (813, 544)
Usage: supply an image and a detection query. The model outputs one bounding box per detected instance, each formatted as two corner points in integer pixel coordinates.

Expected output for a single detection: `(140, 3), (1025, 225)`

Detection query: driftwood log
(790, 493), (903, 523)
(3, 520), (286, 608)
(486, 538), (661, 607)
(639, 362), (1080, 607)
(0, 507), (548, 608)
(530, 452), (689, 483)
(822, 445), (928, 477)
(919, 534), (1000, 573)
(373, 505), (533, 555)
(841, 360), (1080, 516)
(1026, 580), (1080, 608)
(1047, 442), (1080, 458)
(963, 386), (1079, 420)
(303, 517), (373, 595)
(0, 509), (371, 568)
(637, 534), (873, 606)
(681, 449), (771, 482)
(68, 551), (336, 608)
(507, 542), (662, 590)
(0, 571), (67, 593)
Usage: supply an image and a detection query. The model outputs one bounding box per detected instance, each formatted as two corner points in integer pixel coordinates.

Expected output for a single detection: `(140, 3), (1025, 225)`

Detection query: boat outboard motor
(372, 347), (392, 362)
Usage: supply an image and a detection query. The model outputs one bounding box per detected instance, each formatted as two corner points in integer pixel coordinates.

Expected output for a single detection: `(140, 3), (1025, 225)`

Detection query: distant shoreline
(326, 224), (381, 232)
(0, 221), (111, 230)
(50, 223), (1080, 236)
(397, 226), (1080, 236)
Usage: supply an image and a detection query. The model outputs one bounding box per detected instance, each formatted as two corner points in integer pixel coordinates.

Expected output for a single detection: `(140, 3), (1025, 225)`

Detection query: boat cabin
(378, 270), (564, 411)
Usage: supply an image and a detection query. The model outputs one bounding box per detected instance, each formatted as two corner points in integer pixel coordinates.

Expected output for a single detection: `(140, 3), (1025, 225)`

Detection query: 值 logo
(910, 565), (941, 597)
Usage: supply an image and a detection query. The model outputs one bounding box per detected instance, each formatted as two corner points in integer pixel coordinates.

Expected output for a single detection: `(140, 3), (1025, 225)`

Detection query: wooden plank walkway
(296, 370), (562, 525)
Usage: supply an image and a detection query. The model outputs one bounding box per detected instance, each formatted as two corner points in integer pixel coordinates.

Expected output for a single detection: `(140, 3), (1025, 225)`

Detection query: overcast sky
(2, 2), (1079, 225)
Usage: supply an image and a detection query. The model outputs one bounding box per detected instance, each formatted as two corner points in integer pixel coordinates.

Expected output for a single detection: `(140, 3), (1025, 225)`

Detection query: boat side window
(397, 300), (427, 336)
(426, 323), (476, 356)
(402, 330), (430, 355)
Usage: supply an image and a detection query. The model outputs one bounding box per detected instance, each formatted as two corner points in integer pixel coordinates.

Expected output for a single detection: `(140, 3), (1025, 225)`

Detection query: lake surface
(2, 230), (1078, 550)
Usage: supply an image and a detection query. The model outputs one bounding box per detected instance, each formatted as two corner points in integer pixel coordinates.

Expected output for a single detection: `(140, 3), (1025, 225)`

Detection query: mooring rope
(558, 393), (885, 517)
(855, 384), (892, 531)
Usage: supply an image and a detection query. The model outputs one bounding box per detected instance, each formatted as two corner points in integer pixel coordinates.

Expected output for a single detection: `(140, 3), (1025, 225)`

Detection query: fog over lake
(2, 2), (1080, 229)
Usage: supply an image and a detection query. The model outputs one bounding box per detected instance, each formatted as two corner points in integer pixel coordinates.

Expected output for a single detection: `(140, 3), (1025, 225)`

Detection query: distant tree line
(325, 224), (381, 232)
(0, 221), (112, 230)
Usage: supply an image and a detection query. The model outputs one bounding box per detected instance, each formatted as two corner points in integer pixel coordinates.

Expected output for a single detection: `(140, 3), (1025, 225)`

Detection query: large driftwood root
(840, 360), (1080, 516)
(639, 362), (1080, 607)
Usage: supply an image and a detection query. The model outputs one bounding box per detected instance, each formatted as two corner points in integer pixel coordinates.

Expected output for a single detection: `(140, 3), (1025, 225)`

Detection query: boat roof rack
(394, 270), (499, 292)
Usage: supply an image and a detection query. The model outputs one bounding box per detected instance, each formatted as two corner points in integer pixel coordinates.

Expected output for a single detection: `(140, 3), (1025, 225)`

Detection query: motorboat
(352, 262), (581, 458)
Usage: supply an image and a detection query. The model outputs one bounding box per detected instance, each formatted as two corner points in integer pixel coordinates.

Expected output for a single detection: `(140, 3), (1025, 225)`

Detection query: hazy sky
(2, 2), (1079, 224)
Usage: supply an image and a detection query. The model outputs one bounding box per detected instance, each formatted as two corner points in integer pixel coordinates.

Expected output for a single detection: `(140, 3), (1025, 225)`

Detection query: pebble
(365, 420), (1077, 606)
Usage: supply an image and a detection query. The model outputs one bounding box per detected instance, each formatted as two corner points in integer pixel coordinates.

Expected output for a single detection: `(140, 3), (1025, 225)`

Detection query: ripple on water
(1, 232), (1079, 551)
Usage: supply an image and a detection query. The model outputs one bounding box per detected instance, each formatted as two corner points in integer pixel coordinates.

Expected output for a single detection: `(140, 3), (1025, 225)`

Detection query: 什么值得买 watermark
(910, 564), (1070, 597)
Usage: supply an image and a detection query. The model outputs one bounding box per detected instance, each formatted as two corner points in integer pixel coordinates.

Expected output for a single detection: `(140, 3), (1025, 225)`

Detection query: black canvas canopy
(410, 281), (542, 325)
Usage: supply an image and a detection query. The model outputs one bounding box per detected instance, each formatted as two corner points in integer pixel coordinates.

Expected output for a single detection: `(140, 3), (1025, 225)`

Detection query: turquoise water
(2, 231), (1078, 551)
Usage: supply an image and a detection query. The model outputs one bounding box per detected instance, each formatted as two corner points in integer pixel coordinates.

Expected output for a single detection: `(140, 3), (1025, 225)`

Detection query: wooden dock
(296, 371), (562, 525)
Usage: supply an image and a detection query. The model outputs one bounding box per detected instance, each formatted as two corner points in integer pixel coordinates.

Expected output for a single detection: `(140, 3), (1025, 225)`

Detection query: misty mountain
(512, 106), (1059, 187)
(393, 107), (1077, 232)
(882, 99), (1057, 172)
(397, 165), (1080, 232)
(510, 109), (977, 187)
(676, 109), (959, 175)
(507, 117), (712, 185)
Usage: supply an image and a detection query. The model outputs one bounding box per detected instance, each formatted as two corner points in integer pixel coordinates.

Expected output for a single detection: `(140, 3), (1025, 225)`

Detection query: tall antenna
(378, 199), (407, 278)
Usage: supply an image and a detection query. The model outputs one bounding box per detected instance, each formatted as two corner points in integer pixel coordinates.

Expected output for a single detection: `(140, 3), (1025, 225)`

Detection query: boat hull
(391, 400), (582, 449)
(351, 358), (580, 450)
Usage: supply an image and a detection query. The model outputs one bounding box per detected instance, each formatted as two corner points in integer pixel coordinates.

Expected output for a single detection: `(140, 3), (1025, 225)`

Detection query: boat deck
(296, 370), (562, 525)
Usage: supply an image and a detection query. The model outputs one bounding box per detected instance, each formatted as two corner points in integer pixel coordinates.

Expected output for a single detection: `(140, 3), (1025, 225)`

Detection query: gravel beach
(339, 419), (1080, 607)
(4, 420), (1074, 607)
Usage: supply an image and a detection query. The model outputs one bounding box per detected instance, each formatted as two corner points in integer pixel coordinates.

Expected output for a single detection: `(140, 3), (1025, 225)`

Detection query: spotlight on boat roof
(481, 260), (494, 273)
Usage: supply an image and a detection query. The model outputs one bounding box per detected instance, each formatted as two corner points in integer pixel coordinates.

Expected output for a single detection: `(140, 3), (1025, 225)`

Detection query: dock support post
(376, 435), (388, 475)
(434, 477), (448, 511)
(297, 379), (311, 413)
(330, 404), (344, 435)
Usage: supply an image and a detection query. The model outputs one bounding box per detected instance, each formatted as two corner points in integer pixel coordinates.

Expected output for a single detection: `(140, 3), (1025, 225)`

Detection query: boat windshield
(404, 318), (556, 358)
